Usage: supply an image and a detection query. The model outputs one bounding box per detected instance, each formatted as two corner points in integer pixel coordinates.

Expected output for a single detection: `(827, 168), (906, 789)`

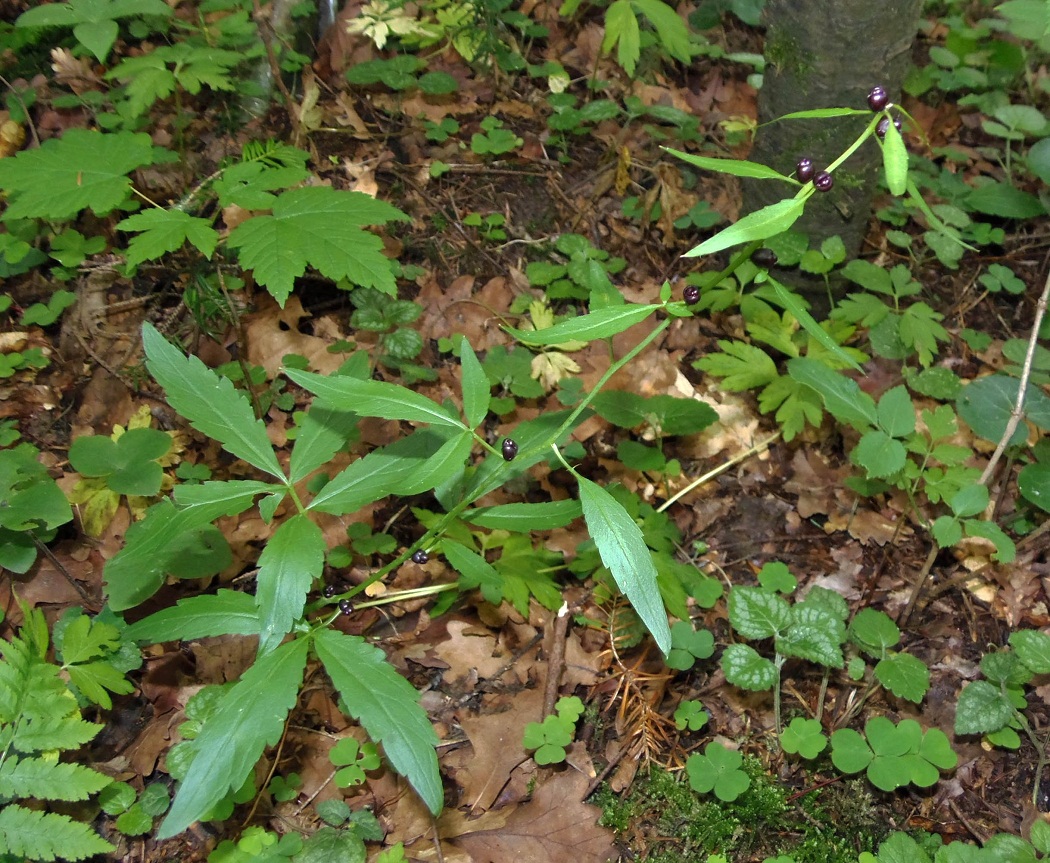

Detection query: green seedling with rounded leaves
(665, 621), (715, 671)
(0, 445), (73, 574)
(954, 628), (1050, 803)
(99, 781), (171, 837)
(780, 717), (827, 759)
(523, 696), (585, 765)
(685, 741), (751, 802)
(721, 564), (848, 734)
(847, 608), (930, 704)
(674, 699), (709, 732)
(68, 426), (172, 497)
(329, 737), (382, 788)
(830, 716), (957, 792)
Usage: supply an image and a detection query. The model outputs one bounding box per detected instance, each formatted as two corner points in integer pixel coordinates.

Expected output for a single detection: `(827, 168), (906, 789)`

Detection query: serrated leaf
(117, 209), (219, 267)
(854, 429), (907, 478)
(0, 804), (115, 860)
(0, 129), (157, 221)
(172, 480), (281, 518)
(849, 608), (900, 657)
(158, 638), (309, 839)
(289, 405), (358, 485)
(0, 754), (112, 801)
(720, 643), (777, 691)
(577, 475), (671, 654)
(663, 147), (794, 182)
(505, 303), (660, 345)
(286, 369), (466, 431)
(695, 340), (777, 390)
(787, 357), (877, 429)
(314, 629), (442, 815)
(874, 653), (930, 703)
(727, 586), (790, 640)
(460, 341), (489, 428)
(602, 0), (640, 75)
(683, 198), (804, 258)
(307, 430), (451, 514)
(1010, 629), (1050, 674)
(779, 623), (843, 667)
(125, 590), (260, 643)
(142, 323), (285, 480)
(876, 385), (915, 437)
(443, 539), (504, 606)
(255, 516), (324, 655)
(954, 679), (1016, 735)
(226, 187), (409, 306)
(768, 279), (864, 372)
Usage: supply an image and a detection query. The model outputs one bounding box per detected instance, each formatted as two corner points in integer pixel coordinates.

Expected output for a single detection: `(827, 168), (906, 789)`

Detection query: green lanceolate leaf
(787, 357), (878, 429)
(768, 280), (864, 372)
(289, 405), (359, 485)
(443, 539), (504, 606)
(683, 198), (805, 258)
(664, 147), (795, 183)
(173, 480), (283, 518)
(463, 499), (583, 531)
(774, 107), (871, 121)
(142, 324), (285, 480)
(459, 341), (490, 428)
(504, 303), (660, 346)
(307, 430), (452, 514)
(104, 501), (219, 610)
(314, 629), (442, 815)
(576, 474), (671, 654)
(125, 590), (260, 643)
(286, 369), (467, 432)
(159, 638), (310, 839)
(255, 515), (325, 655)
(881, 120), (909, 196)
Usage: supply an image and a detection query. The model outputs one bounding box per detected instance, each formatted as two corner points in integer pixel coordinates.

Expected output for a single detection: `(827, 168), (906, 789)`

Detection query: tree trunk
(743, 0), (922, 300)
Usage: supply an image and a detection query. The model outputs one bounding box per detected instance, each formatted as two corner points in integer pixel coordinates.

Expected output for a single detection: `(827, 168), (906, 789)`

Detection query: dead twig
(542, 601), (572, 719)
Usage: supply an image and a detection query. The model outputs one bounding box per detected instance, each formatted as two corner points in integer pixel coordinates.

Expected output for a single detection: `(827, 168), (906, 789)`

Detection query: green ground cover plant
(1, 0), (1049, 859)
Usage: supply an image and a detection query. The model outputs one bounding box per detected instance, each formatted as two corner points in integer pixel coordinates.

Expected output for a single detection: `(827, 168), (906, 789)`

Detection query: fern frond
(0, 754), (112, 802)
(0, 803), (115, 861)
(8, 713), (103, 756)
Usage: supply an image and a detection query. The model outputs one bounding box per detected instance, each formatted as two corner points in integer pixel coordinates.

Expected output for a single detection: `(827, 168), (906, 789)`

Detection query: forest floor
(1, 2), (1049, 862)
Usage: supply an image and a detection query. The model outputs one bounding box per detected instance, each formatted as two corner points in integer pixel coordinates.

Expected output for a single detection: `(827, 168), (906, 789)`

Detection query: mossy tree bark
(743, 0), (923, 299)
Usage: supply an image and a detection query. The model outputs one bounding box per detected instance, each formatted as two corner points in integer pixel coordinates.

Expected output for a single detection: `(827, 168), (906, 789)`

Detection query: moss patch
(594, 761), (890, 863)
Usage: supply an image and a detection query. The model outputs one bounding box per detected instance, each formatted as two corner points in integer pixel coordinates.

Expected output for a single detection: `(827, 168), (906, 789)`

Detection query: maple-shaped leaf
(117, 209), (219, 268)
(227, 186), (409, 307)
(0, 129), (158, 221)
(106, 45), (241, 117)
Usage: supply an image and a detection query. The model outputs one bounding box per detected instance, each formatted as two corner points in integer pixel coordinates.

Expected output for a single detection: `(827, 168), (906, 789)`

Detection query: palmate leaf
(0, 129), (157, 221)
(125, 590), (260, 643)
(601, 0), (640, 76)
(577, 475), (671, 654)
(314, 629), (442, 815)
(227, 187), (409, 307)
(255, 515), (325, 656)
(142, 323), (285, 480)
(159, 638), (310, 839)
(787, 357), (878, 430)
(0, 804), (115, 861)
